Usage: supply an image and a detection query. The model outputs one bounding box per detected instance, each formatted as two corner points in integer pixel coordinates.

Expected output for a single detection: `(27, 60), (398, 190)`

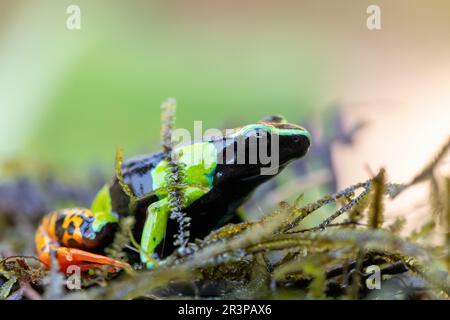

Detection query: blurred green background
(0, 0), (326, 171)
(1, 0), (450, 178)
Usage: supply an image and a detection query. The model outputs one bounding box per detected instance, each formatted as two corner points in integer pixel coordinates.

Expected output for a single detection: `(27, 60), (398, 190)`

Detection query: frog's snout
(280, 128), (311, 161)
(294, 133), (310, 147)
(300, 125), (312, 142)
(293, 132), (311, 156)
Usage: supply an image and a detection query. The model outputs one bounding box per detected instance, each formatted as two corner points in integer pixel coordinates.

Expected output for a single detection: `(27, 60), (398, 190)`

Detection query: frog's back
(109, 151), (165, 214)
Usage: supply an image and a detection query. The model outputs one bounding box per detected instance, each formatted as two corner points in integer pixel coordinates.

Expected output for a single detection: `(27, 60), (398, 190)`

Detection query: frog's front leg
(140, 187), (208, 268)
(140, 198), (170, 267)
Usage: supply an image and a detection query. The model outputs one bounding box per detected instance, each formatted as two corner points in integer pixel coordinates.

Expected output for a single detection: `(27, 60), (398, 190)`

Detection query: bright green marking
(90, 184), (119, 233)
(151, 142), (217, 198)
(141, 142), (217, 266)
(140, 187), (208, 266)
(140, 198), (170, 264)
(90, 185), (112, 213)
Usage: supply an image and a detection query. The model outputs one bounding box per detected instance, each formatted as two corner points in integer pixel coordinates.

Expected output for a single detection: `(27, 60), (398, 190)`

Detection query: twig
(368, 168), (385, 229)
(281, 180), (372, 232)
(318, 186), (371, 230)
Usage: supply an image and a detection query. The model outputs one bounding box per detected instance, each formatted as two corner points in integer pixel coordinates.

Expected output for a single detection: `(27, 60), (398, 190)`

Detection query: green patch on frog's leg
(90, 185), (112, 213)
(140, 198), (170, 268)
(140, 186), (210, 268)
(89, 184), (119, 233)
(143, 142), (217, 268)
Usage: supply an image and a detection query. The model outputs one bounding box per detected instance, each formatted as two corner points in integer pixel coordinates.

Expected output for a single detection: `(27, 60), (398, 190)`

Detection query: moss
(1, 106), (450, 300)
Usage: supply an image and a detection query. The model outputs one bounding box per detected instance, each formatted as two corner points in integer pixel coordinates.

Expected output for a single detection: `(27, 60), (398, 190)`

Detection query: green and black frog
(35, 115), (311, 271)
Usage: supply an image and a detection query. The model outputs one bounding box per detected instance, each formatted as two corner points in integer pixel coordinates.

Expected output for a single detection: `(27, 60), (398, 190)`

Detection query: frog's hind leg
(35, 211), (129, 273)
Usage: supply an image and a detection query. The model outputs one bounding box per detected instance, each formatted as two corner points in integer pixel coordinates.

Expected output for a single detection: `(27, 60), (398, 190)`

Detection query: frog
(35, 115), (311, 272)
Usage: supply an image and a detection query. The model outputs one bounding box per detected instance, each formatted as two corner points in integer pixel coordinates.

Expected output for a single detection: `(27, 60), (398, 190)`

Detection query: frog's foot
(144, 259), (158, 270)
(53, 247), (130, 273)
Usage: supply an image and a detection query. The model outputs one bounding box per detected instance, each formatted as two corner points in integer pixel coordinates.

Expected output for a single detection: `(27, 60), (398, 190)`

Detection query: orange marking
(35, 209), (129, 274)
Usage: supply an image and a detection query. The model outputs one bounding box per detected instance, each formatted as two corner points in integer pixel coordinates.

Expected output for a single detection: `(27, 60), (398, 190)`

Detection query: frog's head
(257, 115), (311, 164)
(213, 115), (311, 183)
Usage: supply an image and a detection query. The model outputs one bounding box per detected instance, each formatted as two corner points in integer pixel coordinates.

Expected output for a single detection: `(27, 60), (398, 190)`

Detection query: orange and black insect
(35, 208), (127, 272)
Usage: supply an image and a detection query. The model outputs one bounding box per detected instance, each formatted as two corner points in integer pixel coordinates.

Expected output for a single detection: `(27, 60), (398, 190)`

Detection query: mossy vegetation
(1, 101), (449, 300)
